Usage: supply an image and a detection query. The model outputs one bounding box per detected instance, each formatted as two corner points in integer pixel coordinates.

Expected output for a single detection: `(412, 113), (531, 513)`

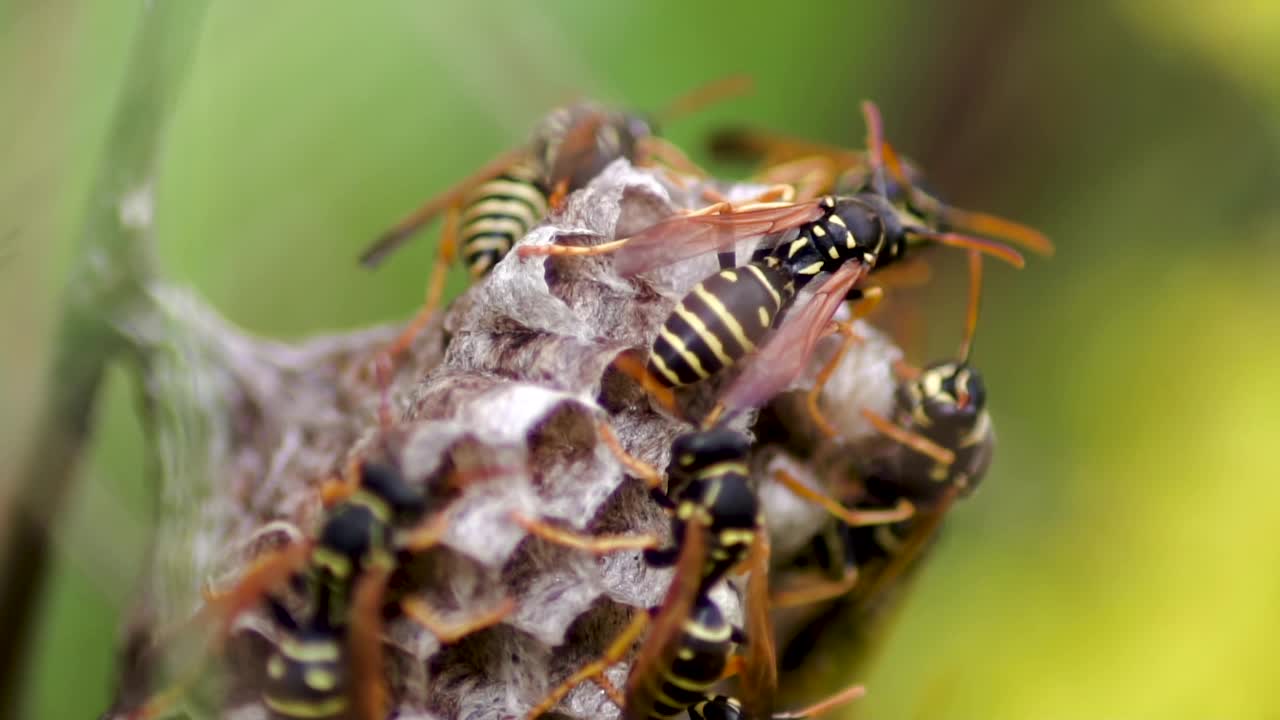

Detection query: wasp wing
(613, 202), (824, 277)
(717, 261), (866, 418)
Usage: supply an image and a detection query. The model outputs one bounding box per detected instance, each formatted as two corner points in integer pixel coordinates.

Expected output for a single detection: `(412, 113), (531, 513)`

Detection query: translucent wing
(717, 261), (866, 417)
(613, 202), (824, 277)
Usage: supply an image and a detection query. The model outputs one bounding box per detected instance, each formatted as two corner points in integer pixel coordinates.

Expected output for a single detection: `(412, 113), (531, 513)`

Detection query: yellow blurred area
(2, 1), (1278, 718)
(1121, 0), (1280, 122)
(863, 269), (1280, 719)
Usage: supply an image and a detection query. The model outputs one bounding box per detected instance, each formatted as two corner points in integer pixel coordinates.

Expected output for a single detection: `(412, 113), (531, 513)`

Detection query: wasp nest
(105, 160), (907, 720)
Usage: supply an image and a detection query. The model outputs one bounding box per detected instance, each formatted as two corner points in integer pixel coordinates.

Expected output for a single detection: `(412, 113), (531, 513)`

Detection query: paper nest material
(108, 160), (912, 720)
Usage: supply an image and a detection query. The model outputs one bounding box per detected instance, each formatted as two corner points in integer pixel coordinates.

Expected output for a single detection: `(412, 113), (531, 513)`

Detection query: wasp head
(898, 361), (987, 441)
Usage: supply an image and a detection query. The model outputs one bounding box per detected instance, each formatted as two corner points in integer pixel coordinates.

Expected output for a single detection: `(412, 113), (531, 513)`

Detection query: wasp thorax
(821, 196), (886, 266)
(357, 463), (427, 526)
(315, 505), (389, 571)
(669, 429), (750, 470)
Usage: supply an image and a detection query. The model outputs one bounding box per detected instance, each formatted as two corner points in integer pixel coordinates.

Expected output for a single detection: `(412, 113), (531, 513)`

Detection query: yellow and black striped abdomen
(632, 599), (733, 720)
(648, 263), (793, 388)
(459, 162), (548, 278)
(261, 629), (348, 720)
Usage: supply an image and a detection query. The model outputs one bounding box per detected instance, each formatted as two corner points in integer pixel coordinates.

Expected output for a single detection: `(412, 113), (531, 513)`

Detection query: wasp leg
(682, 189), (795, 218)
(382, 203), (461, 364)
(201, 541), (311, 638)
(740, 530), (778, 718)
(718, 654), (746, 681)
(594, 419), (664, 489)
(772, 683), (867, 719)
(804, 321), (860, 440)
(861, 408), (956, 467)
(700, 404), (727, 430)
(648, 487), (677, 512)
(401, 595), (516, 645)
(525, 610), (650, 719)
(771, 469), (914, 528)
(349, 564), (392, 720)
(770, 566), (860, 609)
(516, 234), (632, 258)
(611, 349), (684, 423)
(319, 456), (363, 508)
(401, 511), (450, 552)
(591, 673), (628, 711)
(511, 512), (661, 554)
(127, 541), (311, 719)
(803, 287), (883, 439)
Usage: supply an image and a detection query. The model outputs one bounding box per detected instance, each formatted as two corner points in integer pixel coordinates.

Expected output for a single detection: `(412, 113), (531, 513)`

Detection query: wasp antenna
(958, 249), (984, 363)
(880, 140), (911, 188)
(861, 408), (957, 466)
(914, 230), (1025, 269)
(772, 683), (867, 719)
(940, 206), (1055, 256)
(860, 100), (889, 198)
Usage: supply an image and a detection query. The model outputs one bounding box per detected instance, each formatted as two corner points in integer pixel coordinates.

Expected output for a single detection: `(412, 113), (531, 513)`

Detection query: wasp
(127, 460), (513, 720)
(515, 422), (897, 720)
(775, 248), (1002, 673)
(519, 102), (1041, 426)
(513, 426), (766, 600)
(357, 76), (753, 365)
(264, 459), (518, 720)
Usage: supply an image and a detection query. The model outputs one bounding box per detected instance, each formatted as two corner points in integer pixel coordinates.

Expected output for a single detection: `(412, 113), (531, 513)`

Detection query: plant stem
(0, 2), (210, 715)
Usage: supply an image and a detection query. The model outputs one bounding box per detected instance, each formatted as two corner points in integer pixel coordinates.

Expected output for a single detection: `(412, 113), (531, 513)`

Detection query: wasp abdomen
(635, 599), (733, 720)
(648, 262), (793, 387)
(459, 162), (548, 278)
(261, 629), (348, 720)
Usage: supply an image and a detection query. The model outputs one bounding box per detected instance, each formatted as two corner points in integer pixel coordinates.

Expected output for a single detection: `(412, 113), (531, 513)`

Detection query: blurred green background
(3, 1), (1279, 718)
